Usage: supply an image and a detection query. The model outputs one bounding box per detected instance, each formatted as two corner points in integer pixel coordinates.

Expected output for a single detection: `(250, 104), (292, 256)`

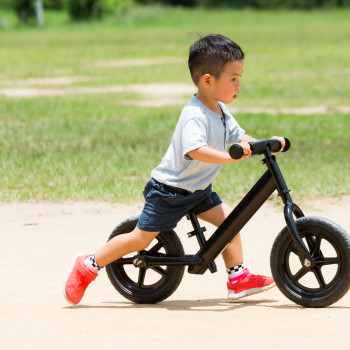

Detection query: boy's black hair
(188, 34), (245, 85)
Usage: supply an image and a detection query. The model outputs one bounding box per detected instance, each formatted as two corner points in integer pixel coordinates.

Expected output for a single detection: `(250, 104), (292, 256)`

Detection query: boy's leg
(197, 202), (243, 268)
(94, 227), (160, 267)
(198, 202), (275, 300)
(64, 227), (159, 305)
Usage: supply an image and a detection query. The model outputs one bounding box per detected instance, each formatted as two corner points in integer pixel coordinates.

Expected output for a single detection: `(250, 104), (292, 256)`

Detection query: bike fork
(264, 148), (313, 266)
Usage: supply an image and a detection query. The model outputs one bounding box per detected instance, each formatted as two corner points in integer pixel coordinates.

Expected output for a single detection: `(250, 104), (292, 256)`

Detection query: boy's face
(211, 60), (244, 104)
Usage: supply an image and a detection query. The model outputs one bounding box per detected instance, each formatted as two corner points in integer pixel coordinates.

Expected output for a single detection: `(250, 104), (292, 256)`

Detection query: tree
(10, 0), (45, 26)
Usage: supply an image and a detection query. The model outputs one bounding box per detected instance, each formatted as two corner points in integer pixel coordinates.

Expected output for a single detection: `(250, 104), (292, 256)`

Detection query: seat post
(187, 212), (207, 249)
(186, 212), (217, 274)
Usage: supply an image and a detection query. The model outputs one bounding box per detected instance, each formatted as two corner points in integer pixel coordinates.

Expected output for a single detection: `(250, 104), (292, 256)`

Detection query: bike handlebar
(229, 137), (291, 160)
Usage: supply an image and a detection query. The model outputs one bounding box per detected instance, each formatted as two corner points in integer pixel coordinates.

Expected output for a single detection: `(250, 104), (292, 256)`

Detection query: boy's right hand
(239, 142), (252, 158)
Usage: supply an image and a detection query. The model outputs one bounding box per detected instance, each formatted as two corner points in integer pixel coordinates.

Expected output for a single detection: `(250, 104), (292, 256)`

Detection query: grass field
(0, 7), (349, 203)
(1, 8), (349, 107)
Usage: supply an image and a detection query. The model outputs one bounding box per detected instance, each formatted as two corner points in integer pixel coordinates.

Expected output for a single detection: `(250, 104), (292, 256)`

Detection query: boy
(64, 34), (284, 305)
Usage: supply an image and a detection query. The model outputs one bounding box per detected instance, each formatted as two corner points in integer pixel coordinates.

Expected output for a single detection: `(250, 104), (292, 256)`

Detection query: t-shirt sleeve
(227, 115), (245, 145)
(182, 118), (208, 160)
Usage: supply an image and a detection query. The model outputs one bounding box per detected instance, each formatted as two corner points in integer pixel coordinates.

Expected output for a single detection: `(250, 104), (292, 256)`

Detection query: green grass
(0, 7), (349, 202)
(217, 112), (350, 203)
(1, 7), (349, 108)
(0, 95), (349, 203)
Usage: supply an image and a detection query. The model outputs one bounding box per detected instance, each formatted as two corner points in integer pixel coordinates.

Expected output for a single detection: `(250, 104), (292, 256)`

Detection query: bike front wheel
(106, 216), (185, 304)
(271, 216), (350, 308)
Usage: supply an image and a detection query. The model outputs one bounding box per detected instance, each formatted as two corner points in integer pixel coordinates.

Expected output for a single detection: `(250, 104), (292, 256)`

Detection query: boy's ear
(202, 73), (213, 88)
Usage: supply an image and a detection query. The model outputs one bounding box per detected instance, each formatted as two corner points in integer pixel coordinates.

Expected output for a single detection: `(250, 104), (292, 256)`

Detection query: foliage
(9, 0), (35, 23)
(103, 0), (133, 14)
(43, 0), (63, 9)
(7, 0), (52, 24)
(64, 0), (103, 20)
(135, 0), (350, 7)
(63, 0), (133, 20)
(0, 0), (9, 8)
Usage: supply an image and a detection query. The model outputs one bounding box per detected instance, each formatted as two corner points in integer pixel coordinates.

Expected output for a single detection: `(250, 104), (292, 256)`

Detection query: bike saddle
(187, 198), (213, 216)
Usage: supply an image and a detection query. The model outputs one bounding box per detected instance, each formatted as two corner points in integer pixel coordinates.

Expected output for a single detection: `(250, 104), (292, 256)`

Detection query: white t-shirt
(151, 95), (245, 192)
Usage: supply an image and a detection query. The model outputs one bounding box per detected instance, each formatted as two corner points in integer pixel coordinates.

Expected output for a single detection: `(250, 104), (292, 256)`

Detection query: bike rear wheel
(271, 216), (350, 308)
(106, 216), (185, 304)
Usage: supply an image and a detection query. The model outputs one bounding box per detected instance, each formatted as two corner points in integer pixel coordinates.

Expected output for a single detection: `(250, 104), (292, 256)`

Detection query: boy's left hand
(271, 136), (285, 153)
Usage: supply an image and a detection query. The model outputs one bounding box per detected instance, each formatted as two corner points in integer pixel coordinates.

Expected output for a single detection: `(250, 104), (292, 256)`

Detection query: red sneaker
(63, 253), (98, 305)
(227, 268), (275, 300)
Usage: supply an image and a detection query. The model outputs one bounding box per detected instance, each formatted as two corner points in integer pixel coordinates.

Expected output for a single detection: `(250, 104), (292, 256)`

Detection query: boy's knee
(132, 238), (149, 252)
(130, 229), (157, 251)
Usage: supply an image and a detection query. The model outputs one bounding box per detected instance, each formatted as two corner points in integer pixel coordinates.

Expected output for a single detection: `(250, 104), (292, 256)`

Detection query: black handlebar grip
(260, 137), (290, 153)
(229, 144), (244, 159)
(282, 137), (291, 152)
(229, 137), (291, 159)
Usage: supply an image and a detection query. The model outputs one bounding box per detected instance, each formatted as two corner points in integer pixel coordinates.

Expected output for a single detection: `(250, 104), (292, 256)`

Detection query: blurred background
(3, 1), (350, 25)
(0, 0), (349, 203)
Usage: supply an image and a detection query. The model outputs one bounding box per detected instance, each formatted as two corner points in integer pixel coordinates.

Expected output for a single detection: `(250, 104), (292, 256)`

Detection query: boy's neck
(196, 92), (222, 116)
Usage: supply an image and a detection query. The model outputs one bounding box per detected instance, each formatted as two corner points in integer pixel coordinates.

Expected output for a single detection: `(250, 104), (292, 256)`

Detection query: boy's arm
(240, 133), (256, 143)
(187, 146), (247, 164)
(188, 134), (285, 164)
(188, 133), (256, 164)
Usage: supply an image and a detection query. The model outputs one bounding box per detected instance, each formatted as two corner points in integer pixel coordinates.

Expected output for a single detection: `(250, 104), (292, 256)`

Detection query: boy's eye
(232, 78), (236, 81)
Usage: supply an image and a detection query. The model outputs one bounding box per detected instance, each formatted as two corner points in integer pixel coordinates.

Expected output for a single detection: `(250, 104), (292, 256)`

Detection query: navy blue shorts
(137, 178), (222, 232)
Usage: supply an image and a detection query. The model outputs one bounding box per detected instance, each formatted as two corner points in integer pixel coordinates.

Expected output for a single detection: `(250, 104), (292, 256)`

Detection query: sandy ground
(1, 198), (349, 350)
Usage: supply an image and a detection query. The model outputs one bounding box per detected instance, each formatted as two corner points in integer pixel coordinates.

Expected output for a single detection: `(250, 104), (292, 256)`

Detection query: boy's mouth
(233, 95), (238, 100)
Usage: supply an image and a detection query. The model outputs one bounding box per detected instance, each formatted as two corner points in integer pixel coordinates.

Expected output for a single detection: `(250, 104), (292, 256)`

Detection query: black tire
(271, 216), (350, 307)
(105, 216), (185, 304)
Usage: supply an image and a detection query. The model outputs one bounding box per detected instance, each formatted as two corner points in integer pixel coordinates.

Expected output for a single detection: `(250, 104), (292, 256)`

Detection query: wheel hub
(303, 258), (311, 267)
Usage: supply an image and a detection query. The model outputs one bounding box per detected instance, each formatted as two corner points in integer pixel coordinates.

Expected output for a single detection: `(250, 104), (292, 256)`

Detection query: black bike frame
(134, 147), (313, 274)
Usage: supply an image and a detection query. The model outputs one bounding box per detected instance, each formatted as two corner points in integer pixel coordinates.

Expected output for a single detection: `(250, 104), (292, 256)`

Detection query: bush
(10, 0), (35, 23)
(0, 0), (10, 8)
(103, 0), (133, 14)
(64, 0), (103, 20)
(43, 0), (63, 9)
(64, 0), (133, 21)
(200, 0), (350, 8)
(135, 0), (350, 8)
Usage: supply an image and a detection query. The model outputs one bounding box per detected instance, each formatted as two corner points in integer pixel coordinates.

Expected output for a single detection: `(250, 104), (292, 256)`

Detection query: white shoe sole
(62, 252), (86, 306)
(227, 282), (276, 300)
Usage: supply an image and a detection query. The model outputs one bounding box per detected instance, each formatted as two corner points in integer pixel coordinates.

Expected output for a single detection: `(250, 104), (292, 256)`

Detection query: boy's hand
(271, 136), (285, 153)
(239, 142), (252, 157)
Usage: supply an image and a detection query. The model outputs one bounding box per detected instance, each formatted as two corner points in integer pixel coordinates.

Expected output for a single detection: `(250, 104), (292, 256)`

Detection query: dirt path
(2, 80), (350, 114)
(1, 199), (349, 349)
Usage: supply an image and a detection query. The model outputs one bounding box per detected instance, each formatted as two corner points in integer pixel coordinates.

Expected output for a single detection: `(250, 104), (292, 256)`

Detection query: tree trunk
(34, 0), (45, 27)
